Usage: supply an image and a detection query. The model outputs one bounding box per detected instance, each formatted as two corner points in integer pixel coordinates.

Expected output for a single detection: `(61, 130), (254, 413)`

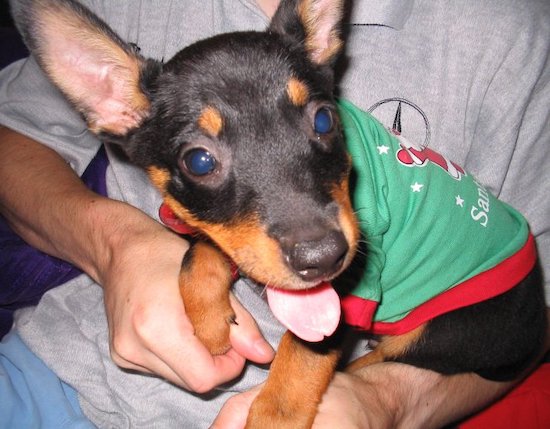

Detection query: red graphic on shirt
(395, 134), (465, 180)
(380, 100), (465, 180)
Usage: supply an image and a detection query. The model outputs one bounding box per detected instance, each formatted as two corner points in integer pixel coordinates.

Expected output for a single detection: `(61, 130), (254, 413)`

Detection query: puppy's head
(17, 0), (358, 290)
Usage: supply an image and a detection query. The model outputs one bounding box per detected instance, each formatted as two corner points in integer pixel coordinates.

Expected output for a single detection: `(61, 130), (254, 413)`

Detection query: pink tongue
(266, 282), (341, 342)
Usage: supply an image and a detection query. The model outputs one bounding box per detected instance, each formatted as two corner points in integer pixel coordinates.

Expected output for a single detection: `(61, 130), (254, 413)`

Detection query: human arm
(213, 368), (513, 429)
(0, 126), (274, 391)
(315, 366), (521, 429)
(213, 366), (517, 429)
(214, 308), (550, 428)
(314, 307), (550, 429)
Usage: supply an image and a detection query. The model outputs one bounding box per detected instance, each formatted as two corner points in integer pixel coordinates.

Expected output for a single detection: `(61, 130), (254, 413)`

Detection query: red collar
(159, 203), (198, 236)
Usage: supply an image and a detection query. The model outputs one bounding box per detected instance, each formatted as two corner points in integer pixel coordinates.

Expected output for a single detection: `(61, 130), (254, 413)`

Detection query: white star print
(455, 195), (464, 207)
(411, 182), (424, 192)
(377, 145), (389, 155)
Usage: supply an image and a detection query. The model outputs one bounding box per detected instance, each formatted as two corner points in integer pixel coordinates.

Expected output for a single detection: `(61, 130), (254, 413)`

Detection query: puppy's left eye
(183, 148), (217, 176)
(313, 107), (334, 135)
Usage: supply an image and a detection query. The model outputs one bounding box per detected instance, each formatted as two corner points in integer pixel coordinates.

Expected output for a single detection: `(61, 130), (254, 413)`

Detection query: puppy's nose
(285, 230), (349, 282)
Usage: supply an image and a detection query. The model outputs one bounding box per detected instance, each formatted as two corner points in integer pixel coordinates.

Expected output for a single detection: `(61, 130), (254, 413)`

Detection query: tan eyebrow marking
(286, 77), (309, 106)
(198, 106), (224, 137)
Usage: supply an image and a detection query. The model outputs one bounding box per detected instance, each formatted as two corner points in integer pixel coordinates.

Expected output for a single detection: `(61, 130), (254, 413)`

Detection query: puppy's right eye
(183, 148), (217, 176)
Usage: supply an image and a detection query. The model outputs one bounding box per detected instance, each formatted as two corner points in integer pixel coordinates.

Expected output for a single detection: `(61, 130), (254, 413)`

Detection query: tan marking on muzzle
(331, 173), (360, 264)
(145, 165), (359, 290)
(162, 194), (300, 288)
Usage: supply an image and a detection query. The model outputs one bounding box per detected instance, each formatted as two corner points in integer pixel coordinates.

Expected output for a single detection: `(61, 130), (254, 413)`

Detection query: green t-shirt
(338, 100), (536, 334)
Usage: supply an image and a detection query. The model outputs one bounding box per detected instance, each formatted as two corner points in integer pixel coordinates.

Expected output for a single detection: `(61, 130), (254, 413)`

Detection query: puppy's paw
(190, 303), (235, 355)
(179, 241), (235, 355)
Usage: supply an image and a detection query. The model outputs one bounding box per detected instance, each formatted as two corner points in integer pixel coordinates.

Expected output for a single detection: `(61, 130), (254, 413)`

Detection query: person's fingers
(110, 343), (189, 386)
(112, 334), (249, 392)
(110, 295), (250, 392)
(228, 294), (275, 364)
(112, 324), (250, 392)
(210, 385), (261, 429)
(169, 337), (247, 393)
(107, 290), (187, 381)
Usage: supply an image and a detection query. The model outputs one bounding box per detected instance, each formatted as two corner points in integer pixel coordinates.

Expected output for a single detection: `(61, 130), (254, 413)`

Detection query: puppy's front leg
(246, 331), (340, 429)
(179, 241), (235, 355)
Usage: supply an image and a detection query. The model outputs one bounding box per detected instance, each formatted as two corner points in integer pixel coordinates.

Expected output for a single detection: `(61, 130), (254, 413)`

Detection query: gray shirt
(1, 0), (549, 427)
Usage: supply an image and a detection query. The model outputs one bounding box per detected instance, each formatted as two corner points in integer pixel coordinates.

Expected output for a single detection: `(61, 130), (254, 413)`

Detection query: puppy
(15, 0), (546, 428)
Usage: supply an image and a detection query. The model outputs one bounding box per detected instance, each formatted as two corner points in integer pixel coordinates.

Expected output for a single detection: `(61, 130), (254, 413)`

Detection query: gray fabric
(348, 0), (414, 29)
(1, 0), (550, 427)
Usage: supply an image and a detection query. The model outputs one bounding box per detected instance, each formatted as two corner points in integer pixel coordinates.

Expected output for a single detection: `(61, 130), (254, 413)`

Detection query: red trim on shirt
(342, 234), (537, 335)
(341, 295), (378, 330)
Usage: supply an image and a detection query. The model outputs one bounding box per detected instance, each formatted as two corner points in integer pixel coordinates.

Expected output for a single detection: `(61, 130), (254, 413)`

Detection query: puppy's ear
(13, 0), (152, 136)
(269, 0), (344, 66)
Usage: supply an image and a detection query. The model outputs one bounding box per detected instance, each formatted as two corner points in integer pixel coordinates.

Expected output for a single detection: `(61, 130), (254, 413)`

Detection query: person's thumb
(229, 294), (275, 364)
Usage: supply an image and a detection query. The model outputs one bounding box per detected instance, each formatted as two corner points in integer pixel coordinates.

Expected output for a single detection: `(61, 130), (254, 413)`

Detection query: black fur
(398, 264), (546, 381)
(126, 32), (349, 227)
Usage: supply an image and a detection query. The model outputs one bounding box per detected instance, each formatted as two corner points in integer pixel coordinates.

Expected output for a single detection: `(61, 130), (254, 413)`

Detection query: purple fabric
(0, 145), (109, 337)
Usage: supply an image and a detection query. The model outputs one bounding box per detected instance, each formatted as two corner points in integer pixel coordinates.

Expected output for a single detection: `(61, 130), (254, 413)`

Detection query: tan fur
(346, 324), (427, 372)
(162, 194), (299, 288)
(331, 174), (360, 253)
(297, 0), (343, 65)
(179, 241), (234, 355)
(247, 332), (340, 429)
(287, 77), (309, 106)
(146, 166), (171, 189)
(198, 106), (224, 137)
(146, 163), (358, 291)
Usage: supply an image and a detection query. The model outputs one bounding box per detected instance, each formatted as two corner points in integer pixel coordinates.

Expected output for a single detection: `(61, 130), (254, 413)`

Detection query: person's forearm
(0, 126), (164, 285)
(213, 360), (523, 429)
(343, 363), (512, 429)
(351, 308), (550, 429)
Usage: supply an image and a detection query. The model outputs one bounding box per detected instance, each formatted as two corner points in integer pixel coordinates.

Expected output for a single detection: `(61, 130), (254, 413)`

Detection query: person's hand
(212, 359), (520, 429)
(101, 218), (275, 392)
(210, 372), (382, 429)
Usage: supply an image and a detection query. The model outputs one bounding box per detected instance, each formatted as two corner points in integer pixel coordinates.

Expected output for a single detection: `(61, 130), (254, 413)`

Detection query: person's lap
(1, 321), (548, 429)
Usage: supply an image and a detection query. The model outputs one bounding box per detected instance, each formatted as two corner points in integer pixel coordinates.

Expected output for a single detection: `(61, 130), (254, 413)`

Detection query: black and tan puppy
(15, 0), (546, 428)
